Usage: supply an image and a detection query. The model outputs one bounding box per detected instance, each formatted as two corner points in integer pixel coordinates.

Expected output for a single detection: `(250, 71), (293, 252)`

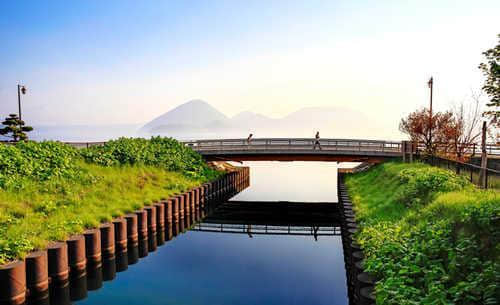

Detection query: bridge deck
(182, 138), (500, 162)
(185, 138), (403, 161)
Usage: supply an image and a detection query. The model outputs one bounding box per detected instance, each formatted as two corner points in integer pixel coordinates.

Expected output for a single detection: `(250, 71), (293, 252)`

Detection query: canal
(63, 162), (348, 305)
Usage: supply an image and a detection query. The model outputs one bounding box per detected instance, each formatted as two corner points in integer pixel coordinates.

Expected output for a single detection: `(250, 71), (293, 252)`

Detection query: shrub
(0, 141), (87, 189)
(396, 167), (469, 207)
(80, 137), (218, 180)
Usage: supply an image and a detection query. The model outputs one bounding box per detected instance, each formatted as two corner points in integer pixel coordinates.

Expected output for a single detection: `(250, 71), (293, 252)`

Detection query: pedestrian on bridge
(313, 131), (322, 150)
(247, 133), (253, 145)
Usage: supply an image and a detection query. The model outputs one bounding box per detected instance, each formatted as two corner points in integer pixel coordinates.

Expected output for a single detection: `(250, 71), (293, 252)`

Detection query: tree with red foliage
(399, 108), (454, 155)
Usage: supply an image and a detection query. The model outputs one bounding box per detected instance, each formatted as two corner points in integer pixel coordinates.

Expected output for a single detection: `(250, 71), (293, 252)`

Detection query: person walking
(313, 131), (321, 150)
(247, 133), (253, 145)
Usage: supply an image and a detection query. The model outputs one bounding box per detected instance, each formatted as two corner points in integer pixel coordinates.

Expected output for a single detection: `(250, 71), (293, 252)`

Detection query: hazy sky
(1, 0), (499, 130)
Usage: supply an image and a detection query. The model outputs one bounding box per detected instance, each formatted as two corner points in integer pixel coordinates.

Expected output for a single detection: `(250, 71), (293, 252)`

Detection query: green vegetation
(345, 162), (499, 305)
(0, 138), (219, 264)
(80, 137), (218, 180)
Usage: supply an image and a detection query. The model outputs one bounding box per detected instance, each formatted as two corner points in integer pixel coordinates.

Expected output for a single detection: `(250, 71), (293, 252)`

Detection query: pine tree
(0, 114), (34, 141)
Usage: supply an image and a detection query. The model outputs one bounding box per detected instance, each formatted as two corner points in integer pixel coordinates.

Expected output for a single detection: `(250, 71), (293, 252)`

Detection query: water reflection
(32, 162), (347, 305)
(195, 200), (342, 239)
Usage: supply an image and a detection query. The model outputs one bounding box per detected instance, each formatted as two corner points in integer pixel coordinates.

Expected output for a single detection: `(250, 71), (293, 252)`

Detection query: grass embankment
(0, 138), (220, 264)
(345, 162), (499, 305)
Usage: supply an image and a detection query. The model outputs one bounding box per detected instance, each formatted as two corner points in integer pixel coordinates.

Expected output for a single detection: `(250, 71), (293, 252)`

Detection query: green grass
(0, 163), (207, 264)
(0, 138), (220, 264)
(345, 162), (499, 305)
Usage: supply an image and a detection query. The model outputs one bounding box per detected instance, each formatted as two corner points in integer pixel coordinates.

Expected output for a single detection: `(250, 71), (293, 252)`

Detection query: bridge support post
(401, 141), (415, 163)
(401, 141), (407, 162)
(409, 142), (414, 163)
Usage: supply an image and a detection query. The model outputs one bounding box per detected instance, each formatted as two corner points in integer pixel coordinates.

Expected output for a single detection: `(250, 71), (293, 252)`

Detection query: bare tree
(444, 92), (483, 161)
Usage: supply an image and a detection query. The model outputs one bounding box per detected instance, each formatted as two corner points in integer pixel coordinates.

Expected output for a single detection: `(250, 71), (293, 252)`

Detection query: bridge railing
(420, 155), (500, 189)
(192, 223), (341, 236)
(183, 138), (403, 153)
(415, 142), (500, 156)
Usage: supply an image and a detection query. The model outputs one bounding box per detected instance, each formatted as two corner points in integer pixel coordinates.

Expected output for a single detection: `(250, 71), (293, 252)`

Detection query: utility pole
(479, 121), (488, 188)
(428, 77), (433, 154)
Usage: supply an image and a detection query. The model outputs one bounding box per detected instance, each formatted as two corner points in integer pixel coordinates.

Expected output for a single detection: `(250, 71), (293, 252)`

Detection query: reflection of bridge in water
(191, 200), (342, 237)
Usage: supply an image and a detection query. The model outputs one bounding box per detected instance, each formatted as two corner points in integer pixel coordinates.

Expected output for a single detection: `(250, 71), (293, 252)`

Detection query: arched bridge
(183, 138), (404, 162)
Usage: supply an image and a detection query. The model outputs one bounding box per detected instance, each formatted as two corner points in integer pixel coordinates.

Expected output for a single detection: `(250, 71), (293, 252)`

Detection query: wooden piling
(0, 260), (26, 305)
(25, 251), (49, 302)
(47, 242), (69, 285)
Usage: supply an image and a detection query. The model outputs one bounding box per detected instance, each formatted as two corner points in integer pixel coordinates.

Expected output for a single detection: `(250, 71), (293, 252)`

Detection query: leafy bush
(0, 141), (87, 189)
(396, 167), (469, 207)
(346, 162), (500, 305)
(80, 137), (219, 180)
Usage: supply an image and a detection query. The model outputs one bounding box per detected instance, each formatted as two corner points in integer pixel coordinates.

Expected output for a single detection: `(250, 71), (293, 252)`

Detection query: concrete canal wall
(0, 167), (249, 305)
(338, 174), (376, 305)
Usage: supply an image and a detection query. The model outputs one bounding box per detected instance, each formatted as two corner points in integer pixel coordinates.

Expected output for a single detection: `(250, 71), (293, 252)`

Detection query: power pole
(479, 121), (488, 188)
(428, 77), (433, 154)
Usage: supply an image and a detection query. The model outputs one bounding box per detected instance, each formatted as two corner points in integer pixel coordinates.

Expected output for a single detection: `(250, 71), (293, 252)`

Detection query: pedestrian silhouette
(247, 133), (253, 145)
(313, 131), (321, 150)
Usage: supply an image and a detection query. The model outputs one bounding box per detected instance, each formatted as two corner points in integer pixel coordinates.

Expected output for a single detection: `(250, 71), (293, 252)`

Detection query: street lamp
(17, 84), (27, 121)
(17, 84), (27, 136)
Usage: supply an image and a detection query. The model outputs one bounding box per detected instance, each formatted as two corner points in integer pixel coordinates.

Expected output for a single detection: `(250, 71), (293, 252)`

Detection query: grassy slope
(0, 162), (204, 264)
(345, 162), (499, 305)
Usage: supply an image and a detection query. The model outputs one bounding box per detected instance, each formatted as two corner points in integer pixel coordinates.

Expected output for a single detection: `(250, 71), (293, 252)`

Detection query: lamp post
(17, 84), (27, 136)
(427, 77), (433, 153)
(17, 84), (27, 121)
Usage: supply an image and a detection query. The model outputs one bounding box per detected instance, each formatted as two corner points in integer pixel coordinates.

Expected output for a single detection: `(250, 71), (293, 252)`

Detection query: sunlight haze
(1, 0), (499, 139)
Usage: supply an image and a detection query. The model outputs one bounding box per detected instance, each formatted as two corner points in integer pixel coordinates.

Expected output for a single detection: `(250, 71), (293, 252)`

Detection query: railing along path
(183, 138), (403, 154)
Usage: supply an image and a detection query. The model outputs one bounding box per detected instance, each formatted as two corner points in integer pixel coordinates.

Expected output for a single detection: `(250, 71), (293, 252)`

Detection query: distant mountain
(141, 100), (391, 139)
(141, 99), (228, 133)
(229, 111), (276, 129)
(231, 111), (273, 123)
(281, 106), (373, 138)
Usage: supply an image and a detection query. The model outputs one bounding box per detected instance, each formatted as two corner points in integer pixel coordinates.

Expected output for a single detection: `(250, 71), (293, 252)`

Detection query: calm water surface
(72, 162), (347, 305)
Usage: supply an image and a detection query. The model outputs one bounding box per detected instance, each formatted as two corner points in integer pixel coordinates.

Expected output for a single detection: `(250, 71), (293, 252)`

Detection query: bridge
(184, 138), (404, 162)
(183, 138), (500, 162)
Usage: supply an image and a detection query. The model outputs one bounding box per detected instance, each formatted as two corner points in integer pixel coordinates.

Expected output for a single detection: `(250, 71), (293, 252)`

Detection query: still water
(71, 162), (347, 305)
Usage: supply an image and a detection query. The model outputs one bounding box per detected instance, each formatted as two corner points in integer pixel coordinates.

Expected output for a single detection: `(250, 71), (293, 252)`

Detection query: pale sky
(1, 0), (499, 131)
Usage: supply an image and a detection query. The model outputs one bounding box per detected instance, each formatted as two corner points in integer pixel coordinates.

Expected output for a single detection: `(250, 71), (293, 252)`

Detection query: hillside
(141, 99), (228, 133)
(141, 100), (393, 139)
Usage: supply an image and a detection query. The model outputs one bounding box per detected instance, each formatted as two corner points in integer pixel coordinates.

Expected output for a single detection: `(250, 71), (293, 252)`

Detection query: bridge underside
(202, 153), (397, 163)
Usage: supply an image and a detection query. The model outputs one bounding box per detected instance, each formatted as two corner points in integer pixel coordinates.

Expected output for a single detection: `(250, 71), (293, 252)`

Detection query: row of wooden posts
(338, 175), (376, 305)
(0, 168), (250, 305)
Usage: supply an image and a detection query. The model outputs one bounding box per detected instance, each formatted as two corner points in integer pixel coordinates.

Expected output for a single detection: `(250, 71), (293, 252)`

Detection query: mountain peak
(183, 99), (211, 107)
(141, 99), (228, 132)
